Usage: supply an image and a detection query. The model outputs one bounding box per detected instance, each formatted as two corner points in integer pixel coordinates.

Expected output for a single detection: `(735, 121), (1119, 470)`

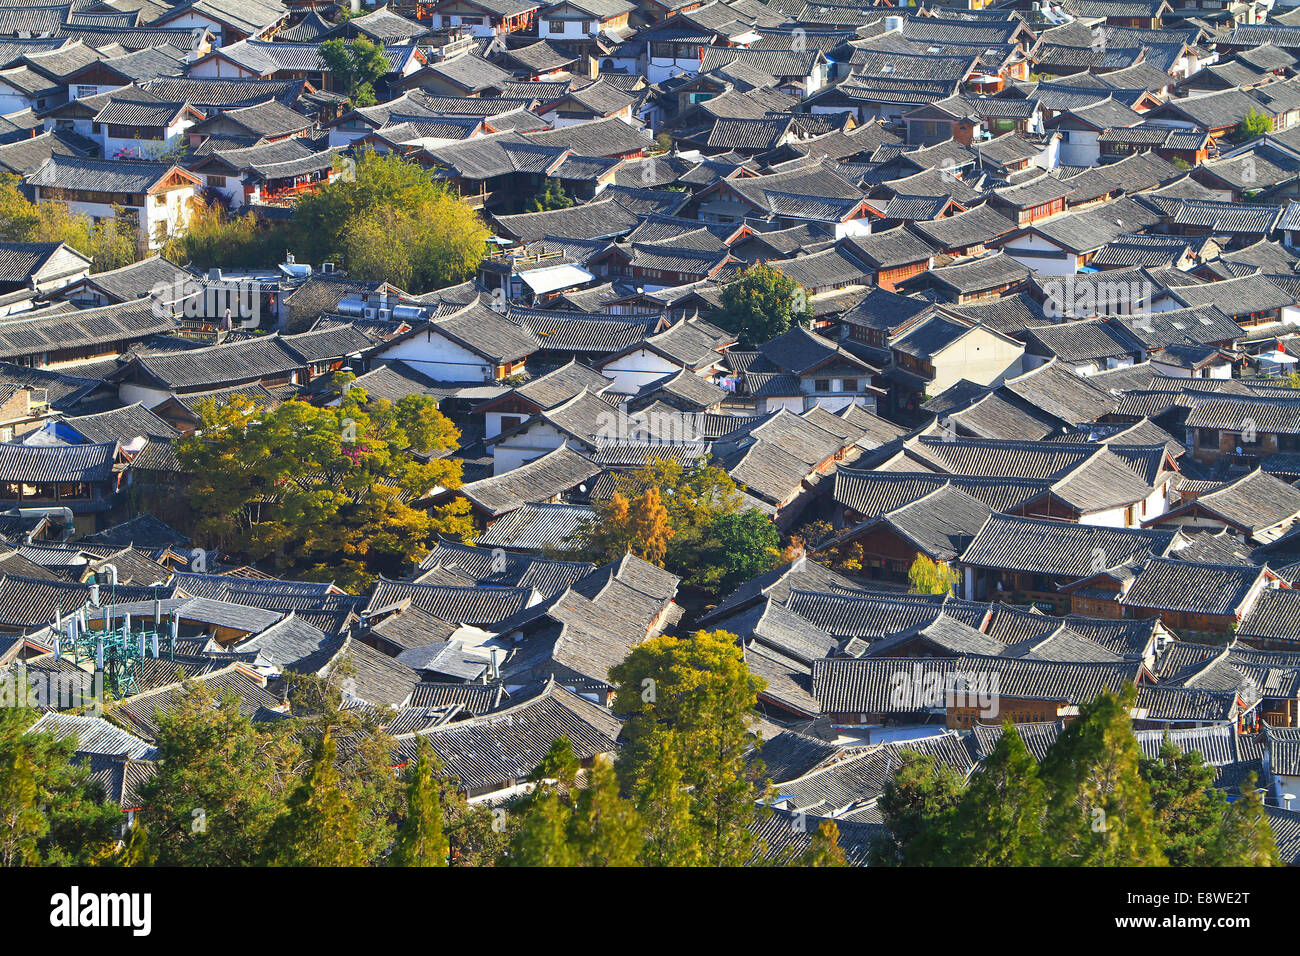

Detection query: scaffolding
(50, 566), (176, 701)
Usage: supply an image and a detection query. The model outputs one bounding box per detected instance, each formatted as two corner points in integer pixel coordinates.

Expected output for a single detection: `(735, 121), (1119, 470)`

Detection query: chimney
(587, 54), (599, 80)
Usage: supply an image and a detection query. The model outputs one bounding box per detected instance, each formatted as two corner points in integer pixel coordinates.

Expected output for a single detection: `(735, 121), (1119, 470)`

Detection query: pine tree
(135, 680), (294, 867)
(263, 731), (366, 866)
(507, 786), (578, 866)
(800, 819), (847, 867)
(1039, 686), (1166, 866)
(390, 739), (449, 867)
(118, 820), (154, 867)
(532, 736), (579, 790)
(283, 668), (406, 863)
(870, 750), (964, 866)
(611, 630), (766, 866)
(1215, 775), (1280, 866)
(1140, 733), (1225, 866)
(631, 732), (702, 866)
(570, 759), (643, 866)
(948, 723), (1044, 866)
(0, 705), (123, 867)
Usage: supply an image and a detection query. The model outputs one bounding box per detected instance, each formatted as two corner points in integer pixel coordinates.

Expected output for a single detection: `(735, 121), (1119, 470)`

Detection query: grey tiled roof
(394, 680), (620, 793)
(812, 654), (1143, 714)
(458, 444), (599, 516)
(960, 513), (1179, 577)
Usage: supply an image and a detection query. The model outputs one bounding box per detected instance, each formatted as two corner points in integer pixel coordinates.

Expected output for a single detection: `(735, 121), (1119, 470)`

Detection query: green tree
(611, 630), (766, 866)
(1140, 733), (1225, 866)
(630, 731), (701, 866)
(948, 723), (1044, 866)
(294, 151), (489, 292)
(1216, 775), (1280, 866)
(800, 819), (848, 867)
(870, 750), (964, 866)
(0, 174), (140, 271)
(161, 197), (292, 270)
(525, 178), (574, 213)
(532, 736), (579, 789)
(507, 786), (578, 866)
(1239, 106), (1273, 142)
(412, 760), (514, 866)
(702, 508), (781, 592)
(569, 759), (643, 866)
(284, 667), (406, 862)
(390, 738), (449, 866)
(264, 730), (366, 866)
(178, 384), (471, 589)
(319, 37), (391, 106)
(908, 554), (958, 595)
(0, 705), (123, 866)
(136, 679), (296, 867)
(566, 456), (778, 592)
(1039, 686), (1166, 866)
(118, 819), (153, 867)
(717, 263), (811, 348)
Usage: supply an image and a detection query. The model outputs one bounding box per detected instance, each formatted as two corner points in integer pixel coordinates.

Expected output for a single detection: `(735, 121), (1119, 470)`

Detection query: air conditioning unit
(363, 307), (378, 320)
(377, 308), (392, 321)
(322, 262), (337, 274)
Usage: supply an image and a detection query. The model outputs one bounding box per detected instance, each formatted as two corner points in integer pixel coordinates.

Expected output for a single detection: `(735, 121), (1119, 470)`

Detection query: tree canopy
(0, 704), (123, 866)
(908, 554), (959, 595)
(293, 151), (490, 293)
(0, 174), (140, 272)
(871, 686), (1279, 867)
(1239, 106), (1273, 142)
(319, 37), (391, 107)
(177, 379), (473, 590)
(610, 629), (768, 865)
(525, 178), (574, 213)
(717, 263), (812, 348)
(564, 456), (783, 592)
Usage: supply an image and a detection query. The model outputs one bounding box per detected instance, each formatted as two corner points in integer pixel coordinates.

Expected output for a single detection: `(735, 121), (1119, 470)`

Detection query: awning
(518, 263), (595, 295)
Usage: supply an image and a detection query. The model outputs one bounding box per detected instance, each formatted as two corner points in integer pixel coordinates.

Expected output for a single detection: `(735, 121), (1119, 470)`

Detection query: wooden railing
(261, 180), (323, 205)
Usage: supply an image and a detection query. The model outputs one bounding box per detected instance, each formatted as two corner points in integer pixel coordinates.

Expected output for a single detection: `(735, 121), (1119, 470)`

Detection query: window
(814, 379), (830, 392)
(499, 415), (523, 431)
(842, 378), (857, 392)
(1199, 428), (1219, 446)
(75, 85), (96, 99)
(208, 174), (227, 188)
